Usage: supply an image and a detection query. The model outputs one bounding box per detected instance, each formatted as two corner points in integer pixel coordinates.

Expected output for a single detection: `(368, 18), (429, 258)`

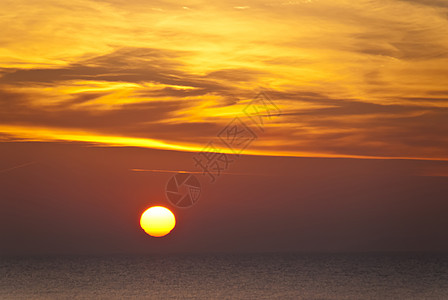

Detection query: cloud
(398, 0), (448, 8)
(1, 0), (448, 161)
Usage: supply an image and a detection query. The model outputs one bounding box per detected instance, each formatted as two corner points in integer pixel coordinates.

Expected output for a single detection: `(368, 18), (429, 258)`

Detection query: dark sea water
(1, 253), (448, 299)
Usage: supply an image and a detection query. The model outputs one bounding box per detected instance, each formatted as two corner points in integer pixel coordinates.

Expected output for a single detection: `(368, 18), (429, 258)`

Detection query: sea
(1, 253), (448, 299)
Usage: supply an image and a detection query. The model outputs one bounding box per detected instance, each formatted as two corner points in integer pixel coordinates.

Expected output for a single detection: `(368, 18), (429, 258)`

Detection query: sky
(1, 0), (448, 255)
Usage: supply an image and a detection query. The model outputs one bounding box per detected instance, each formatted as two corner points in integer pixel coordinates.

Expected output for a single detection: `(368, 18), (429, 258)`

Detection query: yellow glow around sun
(140, 206), (176, 237)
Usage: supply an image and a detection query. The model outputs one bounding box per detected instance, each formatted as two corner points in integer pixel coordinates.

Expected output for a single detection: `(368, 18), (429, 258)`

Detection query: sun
(140, 206), (176, 237)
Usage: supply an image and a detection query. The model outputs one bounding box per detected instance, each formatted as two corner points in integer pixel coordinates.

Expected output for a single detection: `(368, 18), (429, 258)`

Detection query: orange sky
(1, 0), (448, 160)
(2, 0), (448, 255)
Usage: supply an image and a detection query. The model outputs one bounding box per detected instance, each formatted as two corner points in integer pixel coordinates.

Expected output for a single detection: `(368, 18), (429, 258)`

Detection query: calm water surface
(1, 253), (448, 299)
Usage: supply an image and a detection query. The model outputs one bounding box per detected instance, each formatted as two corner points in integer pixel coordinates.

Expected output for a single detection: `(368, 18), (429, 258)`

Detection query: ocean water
(1, 253), (448, 299)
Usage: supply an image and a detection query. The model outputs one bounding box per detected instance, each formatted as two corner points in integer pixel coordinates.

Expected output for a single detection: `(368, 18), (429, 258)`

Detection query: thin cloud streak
(130, 169), (275, 176)
(0, 161), (37, 174)
(2, 124), (448, 162)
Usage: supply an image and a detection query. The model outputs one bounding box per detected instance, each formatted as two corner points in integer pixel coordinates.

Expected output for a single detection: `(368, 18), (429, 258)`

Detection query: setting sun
(140, 206), (176, 238)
